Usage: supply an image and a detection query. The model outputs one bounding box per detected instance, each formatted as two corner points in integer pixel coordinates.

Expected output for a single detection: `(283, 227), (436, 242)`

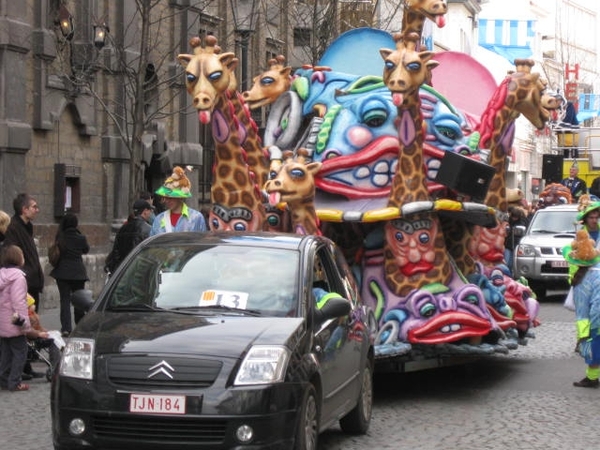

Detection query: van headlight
(59, 339), (95, 380)
(516, 244), (536, 257)
(234, 345), (290, 385)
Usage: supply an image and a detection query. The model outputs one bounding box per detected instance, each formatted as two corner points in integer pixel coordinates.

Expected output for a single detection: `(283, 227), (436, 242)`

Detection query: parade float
(179, 0), (560, 372)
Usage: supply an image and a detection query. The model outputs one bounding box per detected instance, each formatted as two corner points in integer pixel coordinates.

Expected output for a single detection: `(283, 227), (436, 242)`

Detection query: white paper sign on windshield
(200, 290), (249, 309)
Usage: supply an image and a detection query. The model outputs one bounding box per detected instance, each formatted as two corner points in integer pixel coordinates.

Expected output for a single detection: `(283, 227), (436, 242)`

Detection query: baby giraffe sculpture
(264, 148), (323, 236)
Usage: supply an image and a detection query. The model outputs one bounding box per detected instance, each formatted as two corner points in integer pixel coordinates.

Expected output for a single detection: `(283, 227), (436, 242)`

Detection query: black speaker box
(541, 154), (563, 184)
(434, 151), (495, 201)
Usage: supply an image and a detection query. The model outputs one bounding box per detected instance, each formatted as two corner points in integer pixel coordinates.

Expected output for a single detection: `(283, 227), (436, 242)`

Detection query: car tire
(294, 384), (319, 450)
(339, 358), (373, 435)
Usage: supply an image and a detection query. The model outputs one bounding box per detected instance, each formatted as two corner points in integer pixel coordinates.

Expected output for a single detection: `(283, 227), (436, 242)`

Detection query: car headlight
(516, 244), (536, 257)
(59, 338), (95, 380)
(234, 345), (290, 385)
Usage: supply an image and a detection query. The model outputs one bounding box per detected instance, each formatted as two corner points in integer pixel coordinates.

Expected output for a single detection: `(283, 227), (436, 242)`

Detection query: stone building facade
(0, 0), (266, 306)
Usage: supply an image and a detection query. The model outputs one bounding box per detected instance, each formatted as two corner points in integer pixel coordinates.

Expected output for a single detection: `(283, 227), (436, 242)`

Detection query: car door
(311, 244), (362, 423)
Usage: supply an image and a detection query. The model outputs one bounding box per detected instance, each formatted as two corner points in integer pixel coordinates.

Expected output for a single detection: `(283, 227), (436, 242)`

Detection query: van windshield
(529, 209), (579, 234)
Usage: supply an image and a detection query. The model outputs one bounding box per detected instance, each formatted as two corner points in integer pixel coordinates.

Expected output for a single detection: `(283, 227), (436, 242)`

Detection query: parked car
(513, 204), (580, 299)
(51, 231), (374, 450)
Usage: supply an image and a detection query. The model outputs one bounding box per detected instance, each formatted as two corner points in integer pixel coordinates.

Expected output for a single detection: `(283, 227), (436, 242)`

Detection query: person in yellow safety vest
(562, 229), (600, 388)
(313, 287), (345, 354)
(313, 287), (343, 310)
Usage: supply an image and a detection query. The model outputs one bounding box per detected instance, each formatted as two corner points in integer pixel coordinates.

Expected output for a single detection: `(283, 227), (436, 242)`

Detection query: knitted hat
(155, 166), (192, 198)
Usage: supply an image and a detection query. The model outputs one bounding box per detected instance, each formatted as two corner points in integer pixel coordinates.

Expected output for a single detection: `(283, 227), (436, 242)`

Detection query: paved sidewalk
(38, 307), (61, 332)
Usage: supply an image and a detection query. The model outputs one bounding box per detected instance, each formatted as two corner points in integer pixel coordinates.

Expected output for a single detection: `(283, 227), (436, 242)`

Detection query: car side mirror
(513, 225), (527, 237)
(71, 289), (95, 313)
(314, 297), (351, 325)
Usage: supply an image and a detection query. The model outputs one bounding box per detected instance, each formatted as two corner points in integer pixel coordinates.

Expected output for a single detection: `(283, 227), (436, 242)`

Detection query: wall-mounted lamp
(93, 23), (109, 49)
(58, 5), (74, 40)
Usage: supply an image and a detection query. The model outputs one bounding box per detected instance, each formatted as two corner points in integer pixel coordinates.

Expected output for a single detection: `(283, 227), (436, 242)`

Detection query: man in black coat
(4, 193), (44, 311)
(105, 199), (154, 275)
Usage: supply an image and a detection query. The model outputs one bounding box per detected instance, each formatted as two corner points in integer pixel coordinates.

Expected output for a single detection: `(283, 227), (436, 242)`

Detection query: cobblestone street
(2, 299), (595, 450)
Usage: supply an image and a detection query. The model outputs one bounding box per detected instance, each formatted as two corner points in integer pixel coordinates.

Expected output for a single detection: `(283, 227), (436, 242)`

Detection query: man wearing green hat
(563, 230), (600, 388)
(150, 166), (207, 235)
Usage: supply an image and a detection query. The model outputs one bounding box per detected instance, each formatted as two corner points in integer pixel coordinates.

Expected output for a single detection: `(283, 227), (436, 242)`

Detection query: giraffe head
(380, 32), (439, 106)
(264, 148), (323, 208)
(177, 36), (238, 124)
(506, 59), (554, 130)
(404, 0), (448, 31)
(242, 55), (292, 109)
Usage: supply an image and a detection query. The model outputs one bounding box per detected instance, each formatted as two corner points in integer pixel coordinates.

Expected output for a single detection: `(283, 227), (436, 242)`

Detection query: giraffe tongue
(392, 93), (404, 106)
(199, 110), (211, 124)
(268, 191), (281, 206)
(435, 16), (446, 28)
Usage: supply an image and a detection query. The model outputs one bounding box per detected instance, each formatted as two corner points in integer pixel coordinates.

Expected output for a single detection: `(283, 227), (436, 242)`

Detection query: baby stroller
(27, 334), (62, 382)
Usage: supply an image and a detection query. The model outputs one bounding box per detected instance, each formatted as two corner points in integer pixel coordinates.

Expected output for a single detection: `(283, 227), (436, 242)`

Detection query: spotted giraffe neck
(228, 90), (270, 187)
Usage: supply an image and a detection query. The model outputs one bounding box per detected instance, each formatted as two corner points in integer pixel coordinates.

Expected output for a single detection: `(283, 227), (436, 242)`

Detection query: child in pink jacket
(0, 245), (31, 391)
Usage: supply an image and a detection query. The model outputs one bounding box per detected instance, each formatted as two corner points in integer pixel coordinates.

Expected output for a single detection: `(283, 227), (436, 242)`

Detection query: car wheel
(294, 384), (319, 450)
(339, 358), (373, 435)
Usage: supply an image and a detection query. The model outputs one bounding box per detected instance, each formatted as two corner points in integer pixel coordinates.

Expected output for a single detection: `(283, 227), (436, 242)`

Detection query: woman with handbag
(49, 213), (89, 337)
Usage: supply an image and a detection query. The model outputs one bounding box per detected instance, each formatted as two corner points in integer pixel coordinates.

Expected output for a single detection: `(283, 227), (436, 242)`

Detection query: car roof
(142, 231), (322, 251)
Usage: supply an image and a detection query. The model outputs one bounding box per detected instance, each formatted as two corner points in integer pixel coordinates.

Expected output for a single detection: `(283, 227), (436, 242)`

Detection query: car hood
(520, 232), (575, 247)
(74, 311), (305, 359)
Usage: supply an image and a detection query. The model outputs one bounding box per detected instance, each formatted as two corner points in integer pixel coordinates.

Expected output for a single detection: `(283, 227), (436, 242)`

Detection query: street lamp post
(229, 0), (258, 92)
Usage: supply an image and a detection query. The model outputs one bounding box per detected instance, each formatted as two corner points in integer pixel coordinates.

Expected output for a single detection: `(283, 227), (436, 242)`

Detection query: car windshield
(529, 209), (579, 234)
(107, 244), (300, 317)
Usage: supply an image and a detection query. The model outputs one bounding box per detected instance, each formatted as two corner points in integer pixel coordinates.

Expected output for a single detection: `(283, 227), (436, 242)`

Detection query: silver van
(513, 204), (580, 300)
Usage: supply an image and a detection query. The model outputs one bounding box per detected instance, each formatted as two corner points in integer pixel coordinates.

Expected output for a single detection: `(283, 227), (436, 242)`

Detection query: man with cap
(562, 229), (600, 387)
(104, 199), (154, 275)
(150, 166), (207, 235)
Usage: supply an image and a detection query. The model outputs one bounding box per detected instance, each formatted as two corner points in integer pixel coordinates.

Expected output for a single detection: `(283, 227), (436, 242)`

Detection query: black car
(51, 232), (374, 450)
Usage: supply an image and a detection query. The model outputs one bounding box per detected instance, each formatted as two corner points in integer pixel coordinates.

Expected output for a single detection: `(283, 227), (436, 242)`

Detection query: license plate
(551, 260), (568, 268)
(130, 394), (186, 414)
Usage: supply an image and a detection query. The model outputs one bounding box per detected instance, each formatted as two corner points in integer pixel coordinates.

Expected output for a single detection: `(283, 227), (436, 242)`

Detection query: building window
(294, 28), (312, 47)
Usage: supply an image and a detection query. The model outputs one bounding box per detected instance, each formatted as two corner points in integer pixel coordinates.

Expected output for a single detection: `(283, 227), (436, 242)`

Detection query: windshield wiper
(531, 229), (560, 234)
(171, 305), (262, 316)
(109, 303), (164, 312)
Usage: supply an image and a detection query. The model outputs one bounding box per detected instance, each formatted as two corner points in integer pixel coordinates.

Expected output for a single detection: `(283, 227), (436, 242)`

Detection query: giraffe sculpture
(177, 36), (265, 231)
(466, 59), (556, 270)
(242, 55), (293, 110)
(402, 0), (448, 37)
(379, 32), (448, 296)
(365, 32), (494, 345)
(264, 148), (323, 236)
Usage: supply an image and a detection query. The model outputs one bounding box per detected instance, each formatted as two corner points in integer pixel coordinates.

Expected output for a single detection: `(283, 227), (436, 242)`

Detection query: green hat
(155, 166), (192, 198)
(576, 200), (600, 221)
(562, 230), (600, 267)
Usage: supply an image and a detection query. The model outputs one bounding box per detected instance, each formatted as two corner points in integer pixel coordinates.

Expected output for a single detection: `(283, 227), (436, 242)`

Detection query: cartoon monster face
(267, 69), (476, 201)
(397, 284), (492, 344)
(384, 217), (437, 276)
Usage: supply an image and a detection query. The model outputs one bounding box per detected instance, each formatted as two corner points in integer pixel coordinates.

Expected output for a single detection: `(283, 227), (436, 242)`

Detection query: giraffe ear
(281, 66), (292, 77)
(379, 48), (393, 61)
(305, 161), (323, 175)
(177, 54), (192, 69)
(219, 52), (239, 72)
(427, 59), (440, 71)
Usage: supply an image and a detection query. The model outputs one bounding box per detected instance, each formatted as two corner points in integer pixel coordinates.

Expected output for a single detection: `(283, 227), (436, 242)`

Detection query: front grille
(540, 246), (564, 255)
(93, 415), (226, 443)
(107, 355), (222, 388)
